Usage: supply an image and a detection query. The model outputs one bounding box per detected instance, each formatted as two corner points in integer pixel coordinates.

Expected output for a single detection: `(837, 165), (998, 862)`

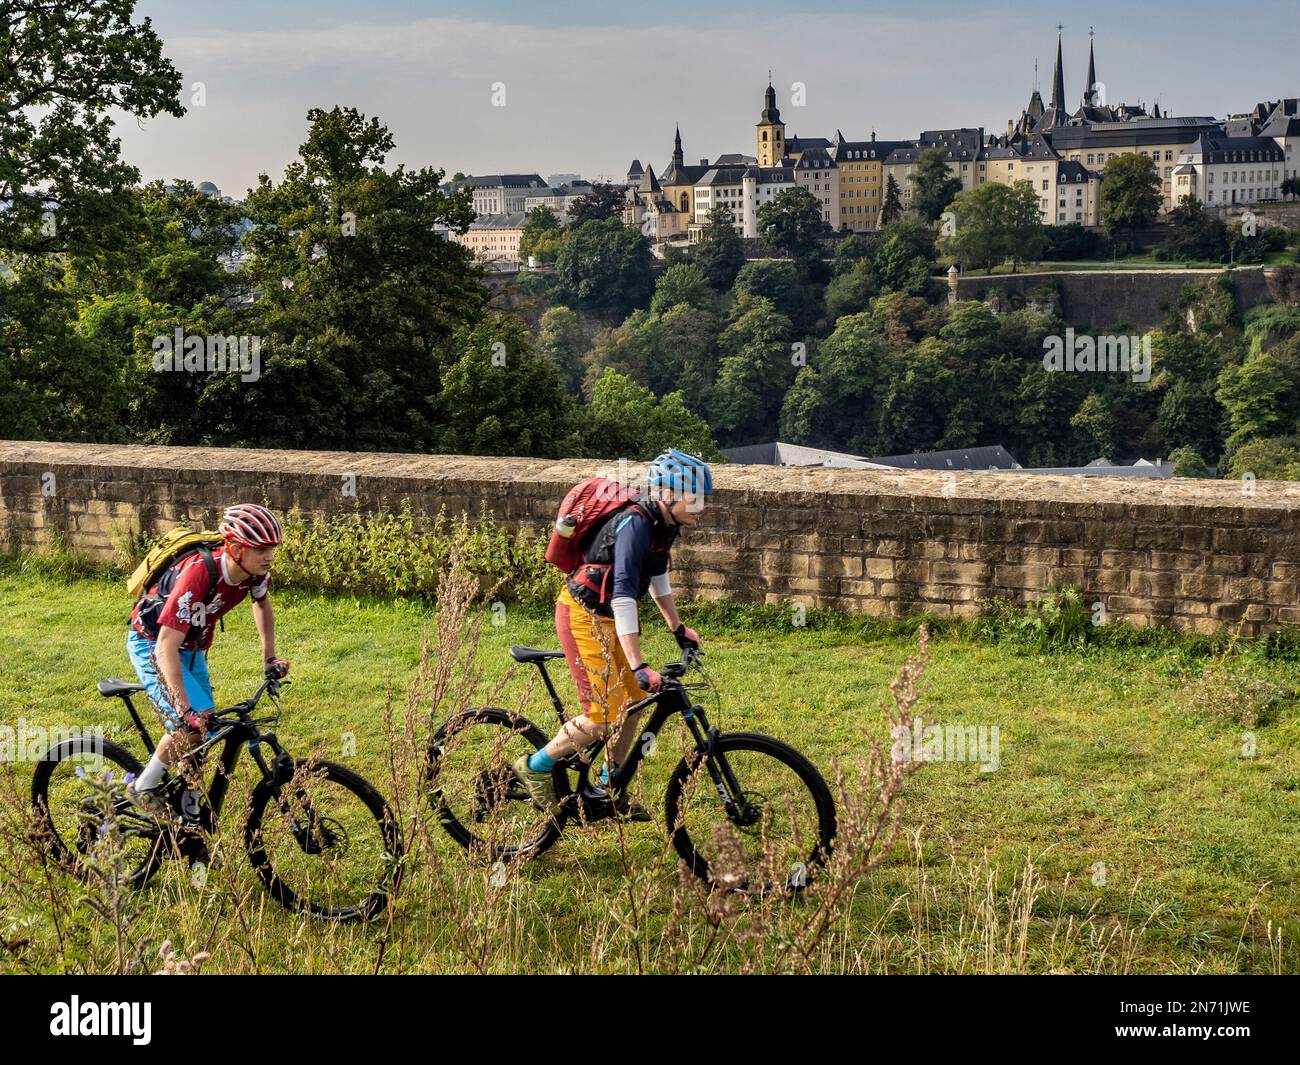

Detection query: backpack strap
(197, 544), (226, 633)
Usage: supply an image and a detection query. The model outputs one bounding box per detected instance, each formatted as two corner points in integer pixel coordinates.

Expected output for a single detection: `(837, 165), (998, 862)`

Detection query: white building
(1172, 134), (1285, 207)
(455, 174), (548, 217)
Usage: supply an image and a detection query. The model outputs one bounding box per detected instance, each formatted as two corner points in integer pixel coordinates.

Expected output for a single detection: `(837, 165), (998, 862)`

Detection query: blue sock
(599, 761), (616, 786)
(528, 749), (557, 773)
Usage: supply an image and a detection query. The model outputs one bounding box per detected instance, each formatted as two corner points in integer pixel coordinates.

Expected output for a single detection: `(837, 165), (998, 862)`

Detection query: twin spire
(1046, 26), (1102, 111)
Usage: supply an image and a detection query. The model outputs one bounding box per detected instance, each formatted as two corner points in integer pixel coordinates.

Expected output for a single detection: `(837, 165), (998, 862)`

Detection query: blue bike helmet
(646, 448), (713, 498)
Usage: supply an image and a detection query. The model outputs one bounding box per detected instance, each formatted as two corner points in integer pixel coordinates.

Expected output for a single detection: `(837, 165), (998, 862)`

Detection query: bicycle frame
(111, 680), (296, 830)
(525, 656), (751, 822)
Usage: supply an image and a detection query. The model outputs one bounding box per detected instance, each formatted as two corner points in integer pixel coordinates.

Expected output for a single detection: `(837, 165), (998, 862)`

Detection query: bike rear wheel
(426, 708), (566, 861)
(664, 731), (836, 894)
(245, 759), (401, 923)
(30, 737), (163, 888)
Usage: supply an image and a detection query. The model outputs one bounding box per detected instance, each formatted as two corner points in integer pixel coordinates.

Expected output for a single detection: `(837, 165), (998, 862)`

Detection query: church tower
(756, 74), (785, 166)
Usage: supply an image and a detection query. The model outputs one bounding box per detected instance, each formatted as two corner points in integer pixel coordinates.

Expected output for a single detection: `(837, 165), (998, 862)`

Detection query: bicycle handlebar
(212, 675), (291, 719)
(659, 646), (703, 682)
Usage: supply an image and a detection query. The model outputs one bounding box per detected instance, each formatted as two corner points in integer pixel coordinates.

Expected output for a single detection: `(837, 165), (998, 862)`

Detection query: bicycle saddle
(509, 646), (566, 665)
(98, 678), (146, 698)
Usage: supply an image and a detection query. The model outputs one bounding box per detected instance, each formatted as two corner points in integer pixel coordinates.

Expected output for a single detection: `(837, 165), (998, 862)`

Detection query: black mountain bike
(426, 647), (837, 893)
(31, 671), (401, 923)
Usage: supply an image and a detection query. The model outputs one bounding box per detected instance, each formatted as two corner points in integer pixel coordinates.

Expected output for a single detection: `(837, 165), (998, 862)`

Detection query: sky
(110, 1), (1299, 197)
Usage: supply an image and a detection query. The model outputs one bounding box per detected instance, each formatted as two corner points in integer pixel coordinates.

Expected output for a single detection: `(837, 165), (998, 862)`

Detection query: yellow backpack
(126, 528), (223, 602)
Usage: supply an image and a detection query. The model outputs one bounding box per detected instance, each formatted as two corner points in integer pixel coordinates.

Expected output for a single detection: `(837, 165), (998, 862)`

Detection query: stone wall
(4, 440), (1300, 636)
(1208, 202), (1300, 233)
(951, 266), (1288, 329)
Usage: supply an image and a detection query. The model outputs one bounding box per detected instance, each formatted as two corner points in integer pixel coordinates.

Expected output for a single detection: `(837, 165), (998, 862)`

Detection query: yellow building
(453, 213), (526, 264)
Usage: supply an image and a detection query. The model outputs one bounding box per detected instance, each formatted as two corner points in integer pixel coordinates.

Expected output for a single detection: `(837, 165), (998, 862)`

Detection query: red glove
(632, 664), (663, 693)
(183, 710), (215, 734)
(265, 657), (291, 679)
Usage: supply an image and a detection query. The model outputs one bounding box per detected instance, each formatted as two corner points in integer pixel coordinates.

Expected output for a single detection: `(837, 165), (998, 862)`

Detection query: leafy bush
(264, 503), (561, 605)
(975, 586), (1091, 650)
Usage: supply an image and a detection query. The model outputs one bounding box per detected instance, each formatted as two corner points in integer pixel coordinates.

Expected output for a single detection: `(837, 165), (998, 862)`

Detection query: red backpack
(544, 477), (640, 574)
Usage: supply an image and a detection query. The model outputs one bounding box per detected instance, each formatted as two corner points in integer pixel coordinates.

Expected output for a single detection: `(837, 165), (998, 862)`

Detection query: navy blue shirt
(567, 501), (678, 616)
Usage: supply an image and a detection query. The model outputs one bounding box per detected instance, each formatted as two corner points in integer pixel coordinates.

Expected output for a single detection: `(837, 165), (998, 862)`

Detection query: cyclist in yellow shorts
(513, 449), (711, 817)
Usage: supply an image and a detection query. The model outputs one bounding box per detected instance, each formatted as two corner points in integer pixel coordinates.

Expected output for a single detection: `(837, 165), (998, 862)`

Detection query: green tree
(1224, 436), (1300, 480)
(554, 217), (653, 317)
(880, 174), (903, 225)
(1100, 154), (1162, 243)
(567, 183), (627, 226)
(938, 182), (1011, 271)
(519, 206), (565, 264)
(692, 205), (745, 290)
(1162, 197), (1228, 261)
(778, 311), (887, 452)
(832, 233), (877, 276)
(650, 263), (714, 315)
(909, 148), (962, 223)
(232, 106), (488, 450)
(1167, 445), (1212, 478)
(0, 0), (184, 258)
(435, 312), (580, 456)
(872, 233), (931, 295)
(823, 260), (878, 323)
(537, 306), (587, 395)
(1070, 393), (1117, 457)
(940, 180), (1045, 273)
(733, 259), (816, 334)
(583, 367), (721, 461)
(708, 294), (795, 446)
(756, 186), (828, 271)
(1003, 180), (1049, 272)
(1216, 355), (1292, 452)
(583, 303), (719, 409)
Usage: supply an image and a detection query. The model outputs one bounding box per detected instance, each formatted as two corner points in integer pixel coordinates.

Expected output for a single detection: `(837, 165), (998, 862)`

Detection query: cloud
(109, 11), (1250, 194)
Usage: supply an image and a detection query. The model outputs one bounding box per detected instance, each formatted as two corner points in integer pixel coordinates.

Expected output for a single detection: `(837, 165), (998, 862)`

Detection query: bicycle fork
(682, 706), (758, 827)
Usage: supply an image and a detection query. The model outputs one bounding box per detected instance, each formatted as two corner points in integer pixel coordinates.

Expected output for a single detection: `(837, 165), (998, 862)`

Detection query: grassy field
(2, 562), (1298, 974)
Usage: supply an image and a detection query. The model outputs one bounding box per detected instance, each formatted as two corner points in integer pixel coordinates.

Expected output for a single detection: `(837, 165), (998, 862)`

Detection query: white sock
(136, 752), (168, 791)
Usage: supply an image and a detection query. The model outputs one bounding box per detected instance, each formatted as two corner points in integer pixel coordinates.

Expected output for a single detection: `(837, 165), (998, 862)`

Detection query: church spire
(761, 74), (780, 123)
(1050, 26), (1065, 111)
(1084, 28), (1097, 106)
(672, 124), (683, 169)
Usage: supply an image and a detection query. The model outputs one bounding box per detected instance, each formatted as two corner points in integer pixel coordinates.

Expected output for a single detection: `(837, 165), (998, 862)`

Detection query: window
(1042, 179), (1049, 190)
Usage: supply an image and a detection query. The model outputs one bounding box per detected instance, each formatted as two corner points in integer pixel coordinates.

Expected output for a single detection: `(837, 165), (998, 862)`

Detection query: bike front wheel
(245, 759), (401, 923)
(664, 732), (836, 894)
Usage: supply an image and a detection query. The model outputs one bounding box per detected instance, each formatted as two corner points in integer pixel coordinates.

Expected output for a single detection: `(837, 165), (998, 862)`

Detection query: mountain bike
(426, 646), (836, 893)
(31, 670), (402, 923)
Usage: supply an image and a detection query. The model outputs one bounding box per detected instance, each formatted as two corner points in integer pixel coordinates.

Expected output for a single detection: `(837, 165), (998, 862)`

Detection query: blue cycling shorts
(127, 629), (215, 732)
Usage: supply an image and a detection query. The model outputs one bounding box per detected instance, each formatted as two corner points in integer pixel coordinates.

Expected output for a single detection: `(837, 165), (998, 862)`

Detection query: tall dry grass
(0, 534), (1170, 974)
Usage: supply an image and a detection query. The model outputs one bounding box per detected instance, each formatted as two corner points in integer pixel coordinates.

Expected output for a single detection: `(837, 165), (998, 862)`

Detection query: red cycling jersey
(130, 545), (270, 651)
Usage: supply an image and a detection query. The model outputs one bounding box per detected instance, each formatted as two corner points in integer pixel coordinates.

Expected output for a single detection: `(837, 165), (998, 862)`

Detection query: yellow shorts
(555, 587), (650, 725)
